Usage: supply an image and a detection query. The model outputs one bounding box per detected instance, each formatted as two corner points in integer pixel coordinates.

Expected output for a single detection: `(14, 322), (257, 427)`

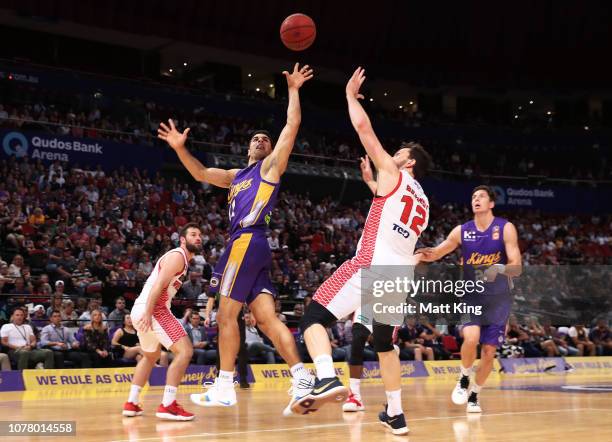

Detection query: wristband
(494, 264), (506, 274)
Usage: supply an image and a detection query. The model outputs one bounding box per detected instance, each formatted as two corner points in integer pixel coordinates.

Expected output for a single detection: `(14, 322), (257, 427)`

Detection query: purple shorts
(209, 232), (276, 305)
(464, 323), (506, 347)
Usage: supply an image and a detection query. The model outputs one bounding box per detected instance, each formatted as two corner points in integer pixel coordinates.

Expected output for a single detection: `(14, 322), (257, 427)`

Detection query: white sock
(385, 389), (403, 417)
(128, 384), (142, 404)
(349, 378), (361, 397)
(290, 363), (311, 381)
(218, 370), (234, 386)
(471, 383), (482, 394)
(162, 385), (177, 407)
(460, 365), (472, 377)
(313, 354), (335, 379)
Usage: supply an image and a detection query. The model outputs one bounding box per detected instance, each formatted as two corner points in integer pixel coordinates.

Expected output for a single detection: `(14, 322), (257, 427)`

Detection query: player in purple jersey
(158, 63), (316, 415)
(419, 185), (521, 413)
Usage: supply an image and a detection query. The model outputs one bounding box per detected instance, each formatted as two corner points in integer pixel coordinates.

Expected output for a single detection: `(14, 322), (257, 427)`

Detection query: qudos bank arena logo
(492, 185), (506, 205)
(3, 132), (28, 158)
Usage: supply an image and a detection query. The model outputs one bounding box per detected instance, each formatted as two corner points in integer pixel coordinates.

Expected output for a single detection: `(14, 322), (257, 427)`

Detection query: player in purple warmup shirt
(158, 63), (315, 416)
(419, 185), (522, 413)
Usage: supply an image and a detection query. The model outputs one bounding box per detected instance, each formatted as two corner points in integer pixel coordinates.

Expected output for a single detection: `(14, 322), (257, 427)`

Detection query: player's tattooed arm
(262, 63), (314, 182)
(360, 156), (377, 195)
(417, 225), (462, 262)
(346, 67), (398, 195)
(158, 119), (239, 188)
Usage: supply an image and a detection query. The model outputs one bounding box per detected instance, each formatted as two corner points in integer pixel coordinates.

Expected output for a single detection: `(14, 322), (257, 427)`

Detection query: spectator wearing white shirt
(1, 307), (54, 369)
(568, 323), (596, 356)
(268, 230), (280, 251)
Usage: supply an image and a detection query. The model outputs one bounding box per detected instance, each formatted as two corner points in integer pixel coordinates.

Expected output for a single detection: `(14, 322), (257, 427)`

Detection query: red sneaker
(156, 401), (195, 421)
(342, 392), (365, 412)
(122, 402), (144, 417)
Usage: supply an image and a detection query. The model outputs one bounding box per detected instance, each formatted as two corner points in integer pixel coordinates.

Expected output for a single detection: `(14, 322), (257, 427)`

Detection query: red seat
(442, 335), (461, 359)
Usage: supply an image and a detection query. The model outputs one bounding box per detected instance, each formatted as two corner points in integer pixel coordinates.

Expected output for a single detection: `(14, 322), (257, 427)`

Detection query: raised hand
(158, 119), (191, 151)
(360, 156), (374, 182)
(346, 67), (366, 100)
(283, 63), (314, 90)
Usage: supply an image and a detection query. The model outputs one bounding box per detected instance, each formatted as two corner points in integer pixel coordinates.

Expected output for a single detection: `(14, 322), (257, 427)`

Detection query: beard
(185, 242), (202, 254)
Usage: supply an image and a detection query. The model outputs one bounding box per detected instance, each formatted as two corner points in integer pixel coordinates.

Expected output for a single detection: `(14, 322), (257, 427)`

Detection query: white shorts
(314, 260), (365, 322)
(314, 259), (405, 335)
(131, 303), (187, 352)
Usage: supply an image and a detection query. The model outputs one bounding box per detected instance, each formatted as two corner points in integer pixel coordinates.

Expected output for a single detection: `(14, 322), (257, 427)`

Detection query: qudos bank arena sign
(1, 130), (161, 171)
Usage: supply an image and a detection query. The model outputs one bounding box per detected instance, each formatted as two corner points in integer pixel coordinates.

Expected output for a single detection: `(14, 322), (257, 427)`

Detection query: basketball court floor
(0, 372), (610, 441)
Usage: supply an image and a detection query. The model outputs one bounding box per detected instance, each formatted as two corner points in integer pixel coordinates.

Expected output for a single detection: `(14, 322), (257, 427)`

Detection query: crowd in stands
(1, 77), (610, 180)
(0, 156), (610, 371)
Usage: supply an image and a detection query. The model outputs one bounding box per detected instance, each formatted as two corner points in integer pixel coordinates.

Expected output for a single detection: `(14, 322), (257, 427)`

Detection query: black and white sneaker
(452, 375), (470, 405)
(290, 377), (348, 415)
(466, 391), (482, 413)
(379, 408), (409, 435)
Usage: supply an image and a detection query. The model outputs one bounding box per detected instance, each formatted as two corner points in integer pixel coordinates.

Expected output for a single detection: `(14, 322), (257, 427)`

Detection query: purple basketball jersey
(227, 161), (279, 236)
(461, 217), (510, 295)
(461, 217), (511, 328)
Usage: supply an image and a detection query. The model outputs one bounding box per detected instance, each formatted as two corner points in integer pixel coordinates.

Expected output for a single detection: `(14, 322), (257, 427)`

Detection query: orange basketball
(280, 13), (316, 51)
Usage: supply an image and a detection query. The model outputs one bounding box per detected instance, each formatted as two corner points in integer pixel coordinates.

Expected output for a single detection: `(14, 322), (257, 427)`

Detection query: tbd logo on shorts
(210, 277), (219, 288)
(392, 223), (410, 239)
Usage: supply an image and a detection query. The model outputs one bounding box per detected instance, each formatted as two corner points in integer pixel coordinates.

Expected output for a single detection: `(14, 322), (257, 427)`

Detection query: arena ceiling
(3, 0), (612, 89)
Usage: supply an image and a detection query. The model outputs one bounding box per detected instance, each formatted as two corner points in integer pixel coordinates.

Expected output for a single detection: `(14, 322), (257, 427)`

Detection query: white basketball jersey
(134, 247), (189, 309)
(353, 170), (429, 266)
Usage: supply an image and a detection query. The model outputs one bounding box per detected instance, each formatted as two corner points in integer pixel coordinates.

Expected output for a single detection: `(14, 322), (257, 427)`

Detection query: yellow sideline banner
(424, 359), (501, 379)
(23, 368), (136, 391)
(250, 363), (348, 383)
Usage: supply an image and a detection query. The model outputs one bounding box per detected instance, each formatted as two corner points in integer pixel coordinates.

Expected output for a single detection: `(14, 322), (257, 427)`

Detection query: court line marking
(109, 407), (609, 442)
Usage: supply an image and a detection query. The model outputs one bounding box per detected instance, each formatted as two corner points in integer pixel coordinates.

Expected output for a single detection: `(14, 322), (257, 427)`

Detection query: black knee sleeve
(348, 322), (372, 366)
(372, 322), (395, 353)
(299, 301), (337, 333)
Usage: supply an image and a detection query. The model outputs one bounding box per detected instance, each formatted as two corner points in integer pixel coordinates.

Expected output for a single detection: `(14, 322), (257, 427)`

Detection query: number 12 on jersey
(400, 194), (426, 235)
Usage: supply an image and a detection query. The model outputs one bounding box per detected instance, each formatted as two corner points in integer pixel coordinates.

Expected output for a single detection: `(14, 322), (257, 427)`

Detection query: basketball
(280, 13), (316, 51)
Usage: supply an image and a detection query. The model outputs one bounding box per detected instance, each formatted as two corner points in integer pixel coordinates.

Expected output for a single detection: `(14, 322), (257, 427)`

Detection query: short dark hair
(179, 222), (201, 238)
(51, 310), (61, 316)
(401, 142), (432, 180)
(472, 185), (496, 202)
(249, 130), (273, 143)
(115, 296), (125, 303)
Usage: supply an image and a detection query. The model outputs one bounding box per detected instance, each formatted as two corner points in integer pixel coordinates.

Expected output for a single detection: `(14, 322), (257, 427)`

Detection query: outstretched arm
(261, 63), (314, 182)
(158, 119), (239, 188)
(360, 156), (377, 195)
(417, 225), (462, 262)
(346, 67), (398, 194)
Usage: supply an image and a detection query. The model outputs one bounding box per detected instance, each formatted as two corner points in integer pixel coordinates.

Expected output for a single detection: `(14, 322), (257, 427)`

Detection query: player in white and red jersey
(297, 68), (431, 435)
(122, 223), (202, 421)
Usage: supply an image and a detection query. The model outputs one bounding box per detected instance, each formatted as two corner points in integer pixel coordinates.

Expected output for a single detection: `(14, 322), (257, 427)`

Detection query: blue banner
(0, 370), (25, 392)
(422, 179), (612, 213)
(0, 129), (162, 172)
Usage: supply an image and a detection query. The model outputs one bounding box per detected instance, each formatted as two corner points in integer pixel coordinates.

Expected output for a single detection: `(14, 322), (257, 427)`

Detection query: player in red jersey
(122, 223), (202, 421)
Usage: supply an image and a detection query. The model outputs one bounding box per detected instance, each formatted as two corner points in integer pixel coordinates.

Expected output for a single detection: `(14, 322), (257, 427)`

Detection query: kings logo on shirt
(228, 178), (253, 203)
(465, 251), (502, 266)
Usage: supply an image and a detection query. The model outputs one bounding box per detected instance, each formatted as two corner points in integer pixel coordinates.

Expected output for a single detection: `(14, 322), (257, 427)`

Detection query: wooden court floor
(0, 373), (611, 442)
